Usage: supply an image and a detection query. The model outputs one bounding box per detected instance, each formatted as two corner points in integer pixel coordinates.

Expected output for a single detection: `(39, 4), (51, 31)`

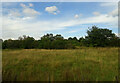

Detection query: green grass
(2, 47), (118, 81)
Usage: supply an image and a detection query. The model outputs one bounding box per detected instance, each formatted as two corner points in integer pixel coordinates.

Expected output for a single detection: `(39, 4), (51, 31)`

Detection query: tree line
(1, 26), (120, 49)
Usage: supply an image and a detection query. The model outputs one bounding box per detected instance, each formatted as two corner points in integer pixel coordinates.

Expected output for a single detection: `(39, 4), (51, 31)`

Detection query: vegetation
(2, 26), (119, 81)
(2, 26), (120, 49)
(2, 48), (118, 81)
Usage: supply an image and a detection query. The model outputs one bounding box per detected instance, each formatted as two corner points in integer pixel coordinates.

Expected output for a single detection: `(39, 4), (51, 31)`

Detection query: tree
(40, 33), (54, 49)
(51, 34), (65, 49)
(85, 26), (117, 47)
(68, 37), (79, 48)
(0, 39), (3, 49)
(54, 34), (64, 40)
(21, 35), (35, 49)
(2, 26), (120, 49)
(79, 37), (86, 46)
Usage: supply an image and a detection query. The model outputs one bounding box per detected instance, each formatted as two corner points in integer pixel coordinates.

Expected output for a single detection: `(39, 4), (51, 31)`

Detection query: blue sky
(1, 2), (118, 39)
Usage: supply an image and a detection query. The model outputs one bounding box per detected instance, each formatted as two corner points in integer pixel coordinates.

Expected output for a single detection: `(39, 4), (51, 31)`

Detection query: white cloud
(20, 3), (41, 17)
(45, 6), (59, 15)
(20, 3), (26, 8)
(2, 5), (118, 39)
(2, 12), (117, 39)
(9, 10), (21, 17)
(29, 3), (33, 7)
(74, 14), (82, 18)
(74, 14), (79, 18)
(2, 16), (65, 39)
(7, 3), (40, 18)
(23, 7), (40, 17)
(100, 2), (118, 7)
(109, 8), (118, 17)
(68, 30), (78, 33)
(22, 17), (33, 20)
(93, 12), (100, 16)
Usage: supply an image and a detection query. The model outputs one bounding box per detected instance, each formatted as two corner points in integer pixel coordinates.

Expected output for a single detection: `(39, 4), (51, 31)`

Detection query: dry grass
(2, 47), (118, 81)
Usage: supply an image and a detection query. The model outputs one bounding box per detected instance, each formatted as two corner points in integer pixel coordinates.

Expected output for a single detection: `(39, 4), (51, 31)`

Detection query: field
(2, 47), (118, 81)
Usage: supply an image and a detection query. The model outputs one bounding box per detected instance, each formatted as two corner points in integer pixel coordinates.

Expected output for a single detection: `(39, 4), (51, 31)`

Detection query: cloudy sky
(1, 2), (118, 40)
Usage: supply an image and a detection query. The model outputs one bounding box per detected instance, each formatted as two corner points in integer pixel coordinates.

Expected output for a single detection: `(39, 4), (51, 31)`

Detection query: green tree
(51, 34), (66, 49)
(40, 33), (54, 49)
(0, 39), (3, 49)
(68, 37), (79, 48)
(21, 35), (35, 49)
(85, 26), (117, 47)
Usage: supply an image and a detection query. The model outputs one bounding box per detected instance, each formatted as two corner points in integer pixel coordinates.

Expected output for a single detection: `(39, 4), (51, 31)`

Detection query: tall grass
(2, 47), (118, 81)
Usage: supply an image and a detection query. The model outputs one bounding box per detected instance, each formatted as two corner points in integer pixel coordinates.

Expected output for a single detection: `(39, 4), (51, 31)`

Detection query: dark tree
(19, 35), (35, 49)
(85, 26), (117, 47)
(2, 26), (120, 49)
(40, 33), (54, 49)
(0, 39), (3, 49)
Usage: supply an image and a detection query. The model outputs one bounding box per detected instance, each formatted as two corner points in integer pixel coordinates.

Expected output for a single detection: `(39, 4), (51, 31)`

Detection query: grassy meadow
(2, 47), (118, 81)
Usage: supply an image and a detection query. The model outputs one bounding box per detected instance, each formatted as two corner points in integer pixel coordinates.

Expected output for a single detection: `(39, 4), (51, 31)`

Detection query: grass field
(2, 47), (118, 81)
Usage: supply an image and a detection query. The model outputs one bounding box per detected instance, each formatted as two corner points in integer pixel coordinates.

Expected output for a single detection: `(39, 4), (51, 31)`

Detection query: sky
(1, 2), (118, 40)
